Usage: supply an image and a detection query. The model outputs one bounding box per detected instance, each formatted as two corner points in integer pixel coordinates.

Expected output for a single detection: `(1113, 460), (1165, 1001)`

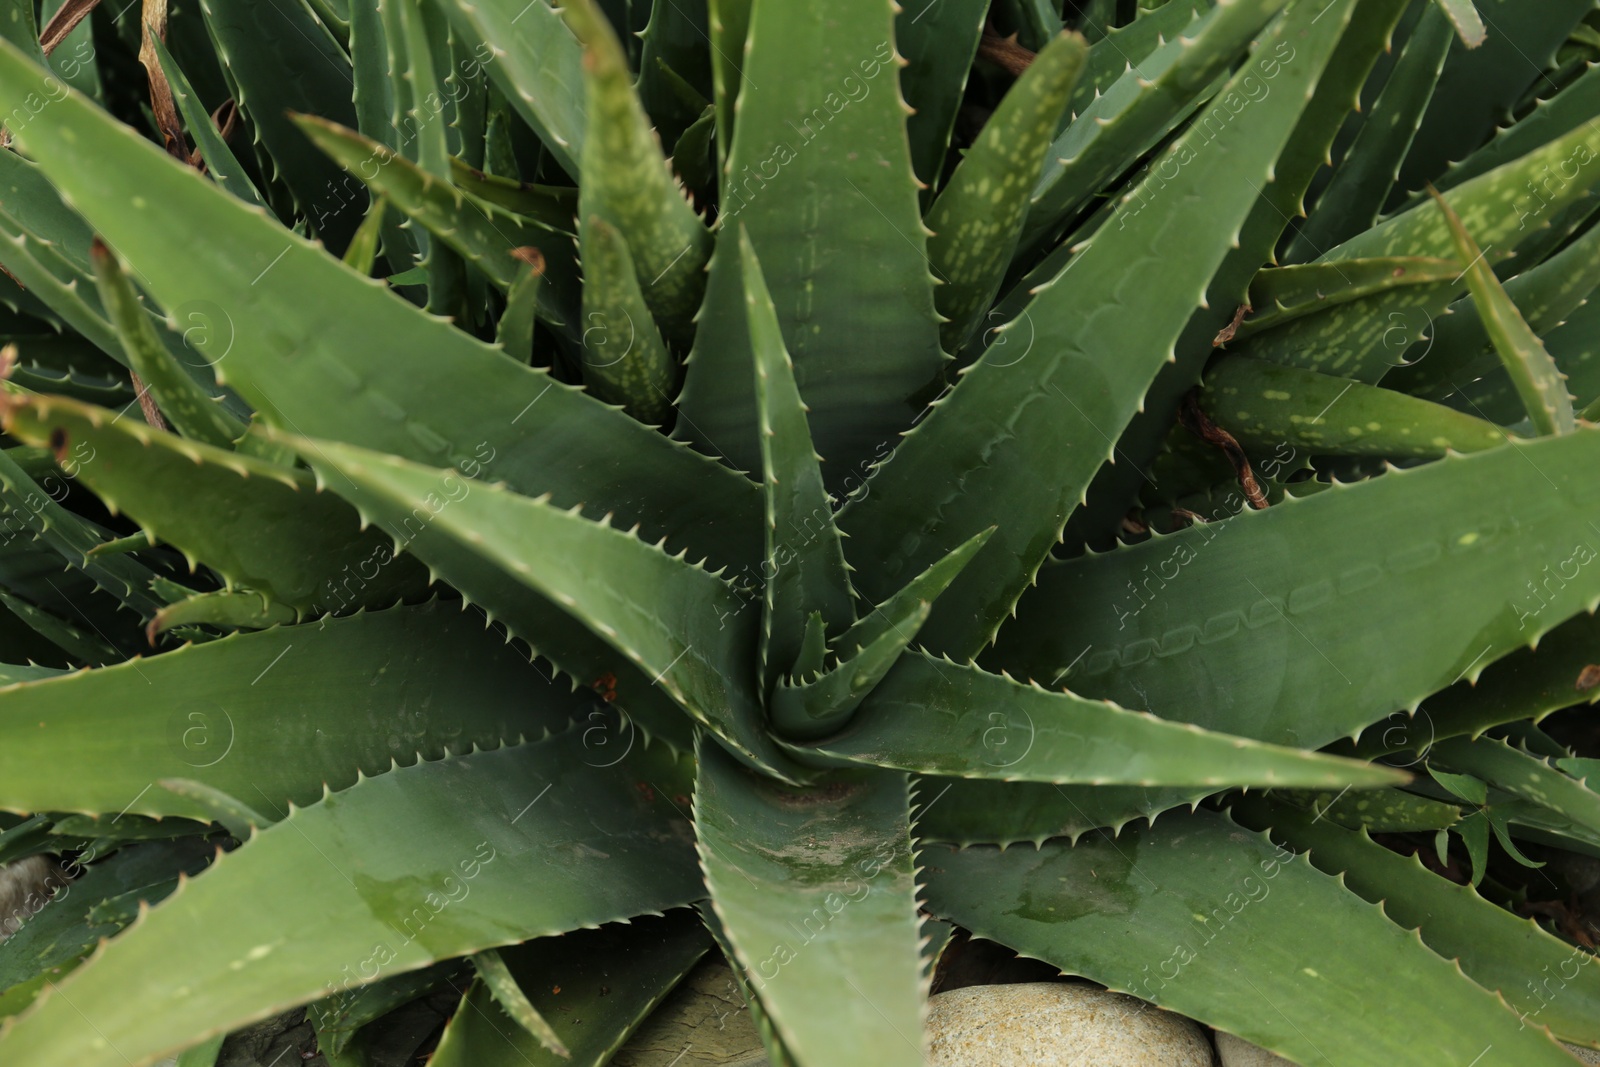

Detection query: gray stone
(0, 854), (67, 941)
(1216, 1030), (1299, 1066)
(1566, 1043), (1600, 1065)
(926, 982), (1212, 1067)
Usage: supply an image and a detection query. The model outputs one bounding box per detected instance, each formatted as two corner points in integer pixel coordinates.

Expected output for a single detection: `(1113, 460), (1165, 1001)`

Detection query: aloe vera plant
(0, 0), (1596, 1064)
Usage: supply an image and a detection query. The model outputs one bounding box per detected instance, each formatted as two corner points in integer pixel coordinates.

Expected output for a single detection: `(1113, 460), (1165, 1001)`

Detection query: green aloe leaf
(769, 530), (993, 740)
(471, 949), (567, 1056)
(0, 40), (764, 574)
(0, 445), (176, 620)
(1, 392), (430, 614)
(696, 736), (924, 1067)
(675, 0), (945, 486)
(743, 229), (852, 687)
(429, 912), (709, 1067)
(1287, 2), (1454, 260)
(1434, 62), (1600, 195)
(0, 601), (587, 819)
(1265, 787), (1460, 832)
(924, 808), (1580, 1066)
(198, 0), (364, 250)
(636, 0), (713, 150)
(1198, 355), (1508, 458)
(0, 839), (215, 1008)
(88, 240), (248, 452)
(1240, 120), (1600, 384)
(995, 428), (1600, 750)
(1400, 0), (1593, 188)
(842, 0), (1355, 660)
(578, 216), (677, 422)
(432, 0), (585, 178)
(1017, 0), (1285, 257)
(293, 115), (579, 329)
(1234, 256), (1462, 341)
(307, 960), (468, 1056)
(895, 0), (988, 192)
(706, 0), (751, 182)
(1431, 0), (1486, 48)
(0, 731), (702, 1067)
(927, 30), (1087, 353)
(794, 651), (1403, 788)
(1387, 220), (1600, 406)
(912, 778), (1213, 847)
(1234, 795), (1600, 1045)
(1352, 611), (1600, 760)
(147, 588), (299, 638)
(281, 435), (792, 779)
(147, 35), (267, 208)
(565, 0), (709, 340)
(1432, 736), (1600, 841)
(1430, 185), (1575, 435)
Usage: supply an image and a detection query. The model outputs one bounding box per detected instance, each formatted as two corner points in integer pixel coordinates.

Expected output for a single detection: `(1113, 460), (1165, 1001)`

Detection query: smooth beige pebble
(927, 982), (1212, 1067)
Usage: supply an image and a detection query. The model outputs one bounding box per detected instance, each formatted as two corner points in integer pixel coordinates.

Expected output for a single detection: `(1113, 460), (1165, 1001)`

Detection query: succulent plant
(0, 0), (1596, 1063)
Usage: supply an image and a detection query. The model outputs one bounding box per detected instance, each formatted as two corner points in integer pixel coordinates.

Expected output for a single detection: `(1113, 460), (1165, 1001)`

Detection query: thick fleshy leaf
(0, 40), (764, 574)
(294, 116), (579, 321)
(198, 0), (363, 250)
(995, 428), (1600, 749)
(0, 392), (429, 613)
(0, 731), (701, 1067)
(895, 0), (988, 192)
(695, 736), (924, 1067)
(926, 30), (1086, 352)
(912, 778), (1212, 847)
(429, 0), (586, 177)
(565, 0), (709, 339)
(577, 216), (677, 422)
(842, 0), (1357, 659)
(743, 229), (851, 687)
(1286, 1), (1454, 260)
(1241, 120), (1600, 384)
(924, 808), (1580, 1066)
(1234, 795), (1600, 1045)
(1430, 186), (1575, 435)
(1016, 0), (1286, 257)
(675, 0), (945, 486)
(793, 652), (1403, 788)
(283, 435), (791, 778)
(1198, 356), (1508, 458)
(429, 912), (710, 1067)
(0, 601), (586, 819)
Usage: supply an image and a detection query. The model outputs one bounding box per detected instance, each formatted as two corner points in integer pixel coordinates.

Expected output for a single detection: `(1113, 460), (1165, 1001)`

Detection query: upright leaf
(676, 0), (946, 487)
(926, 30), (1087, 352)
(842, 0), (1357, 659)
(1429, 185), (1575, 435)
(742, 230), (851, 687)
(696, 736), (924, 1067)
(198, 0), (364, 250)
(578, 217), (677, 422)
(564, 0), (710, 340)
